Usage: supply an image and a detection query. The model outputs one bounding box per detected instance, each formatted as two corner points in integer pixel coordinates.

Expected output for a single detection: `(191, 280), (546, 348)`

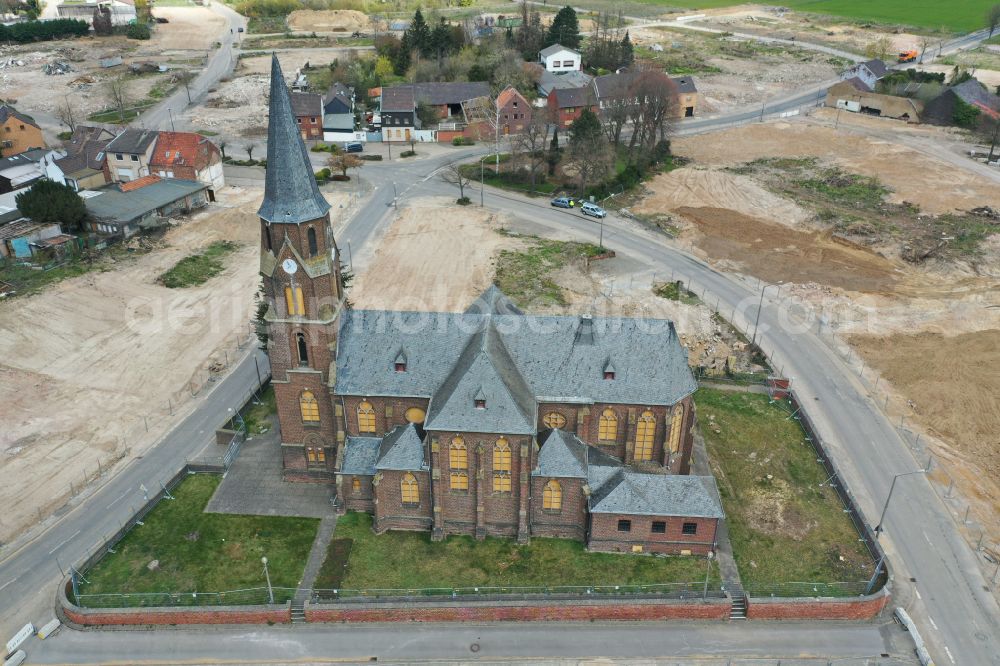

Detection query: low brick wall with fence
(58, 579), (291, 627)
(304, 596), (730, 623)
(746, 586), (890, 620)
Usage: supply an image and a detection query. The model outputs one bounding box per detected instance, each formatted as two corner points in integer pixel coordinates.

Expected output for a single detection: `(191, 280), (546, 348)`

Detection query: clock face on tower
(281, 258), (298, 275)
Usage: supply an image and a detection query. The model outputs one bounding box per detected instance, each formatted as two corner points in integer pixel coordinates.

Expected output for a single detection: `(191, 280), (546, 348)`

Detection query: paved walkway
(691, 429), (742, 592)
(205, 417), (332, 518)
(295, 515), (338, 604)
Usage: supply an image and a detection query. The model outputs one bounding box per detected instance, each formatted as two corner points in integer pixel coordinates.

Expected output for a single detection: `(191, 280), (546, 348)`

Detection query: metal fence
(740, 581), (873, 599)
(74, 587), (298, 609)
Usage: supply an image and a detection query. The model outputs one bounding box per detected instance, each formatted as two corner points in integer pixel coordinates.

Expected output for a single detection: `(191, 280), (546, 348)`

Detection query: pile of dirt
(673, 121), (1000, 216)
(286, 9), (369, 33)
(851, 330), (1000, 533)
(636, 167), (811, 226)
(674, 206), (900, 293)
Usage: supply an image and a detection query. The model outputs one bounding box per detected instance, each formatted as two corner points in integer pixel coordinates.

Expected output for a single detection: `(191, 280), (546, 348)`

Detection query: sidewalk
(691, 429), (742, 592)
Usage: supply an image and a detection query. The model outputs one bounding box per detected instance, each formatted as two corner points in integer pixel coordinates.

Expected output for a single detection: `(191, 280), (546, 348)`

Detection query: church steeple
(257, 54), (331, 225)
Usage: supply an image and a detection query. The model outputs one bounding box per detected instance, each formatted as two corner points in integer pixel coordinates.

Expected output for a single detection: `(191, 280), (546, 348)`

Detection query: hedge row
(0, 18), (89, 43)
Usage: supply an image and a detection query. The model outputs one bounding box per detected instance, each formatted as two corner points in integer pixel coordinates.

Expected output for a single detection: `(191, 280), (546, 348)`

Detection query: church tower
(258, 55), (344, 481)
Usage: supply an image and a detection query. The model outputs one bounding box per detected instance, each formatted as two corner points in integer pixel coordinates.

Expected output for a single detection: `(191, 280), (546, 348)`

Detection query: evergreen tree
(15, 180), (87, 232)
(547, 127), (560, 176)
(406, 9), (432, 57)
(546, 6), (580, 49)
(620, 31), (634, 67)
(430, 18), (454, 66)
(393, 32), (412, 75)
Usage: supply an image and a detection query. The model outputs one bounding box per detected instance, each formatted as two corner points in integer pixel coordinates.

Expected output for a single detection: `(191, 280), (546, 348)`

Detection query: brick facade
(373, 469), (433, 532)
(588, 513), (718, 555)
(529, 476), (587, 540)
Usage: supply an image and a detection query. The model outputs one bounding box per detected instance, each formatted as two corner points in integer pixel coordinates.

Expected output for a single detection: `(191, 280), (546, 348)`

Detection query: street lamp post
(750, 282), (782, 346)
(875, 469), (927, 539)
(262, 556), (274, 604)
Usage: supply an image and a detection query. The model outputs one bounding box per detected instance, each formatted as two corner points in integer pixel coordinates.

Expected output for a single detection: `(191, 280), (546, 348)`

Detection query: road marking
(944, 646), (955, 663)
(107, 487), (132, 509)
(0, 577), (17, 592)
(928, 616), (938, 630)
(47, 529), (81, 555)
(915, 588), (921, 600)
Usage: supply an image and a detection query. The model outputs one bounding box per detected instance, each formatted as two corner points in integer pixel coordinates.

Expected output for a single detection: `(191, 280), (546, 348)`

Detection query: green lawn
(647, 0), (992, 32)
(227, 384), (276, 435)
(77, 475), (318, 603)
(696, 389), (875, 594)
(159, 241), (237, 288)
(317, 512), (716, 593)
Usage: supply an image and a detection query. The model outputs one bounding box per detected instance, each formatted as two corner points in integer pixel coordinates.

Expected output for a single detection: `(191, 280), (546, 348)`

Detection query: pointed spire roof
(257, 54), (331, 225)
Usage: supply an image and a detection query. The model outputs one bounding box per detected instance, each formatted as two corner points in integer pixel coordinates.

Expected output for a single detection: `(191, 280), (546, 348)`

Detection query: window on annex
(450, 437), (468, 490)
(493, 438), (511, 493)
(351, 477), (361, 493)
(634, 411), (655, 461)
(542, 479), (561, 510)
(682, 522), (698, 535)
(617, 519), (632, 532)
(357, 401), (376, 433)
(400, 473), (419, 505)
(651, 521), (666, 534)
(668, 405), (684, 454)
(598, 408), (618, 442)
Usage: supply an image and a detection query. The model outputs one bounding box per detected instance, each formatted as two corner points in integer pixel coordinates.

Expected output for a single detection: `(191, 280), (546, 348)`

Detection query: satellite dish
(281, 258), (298, 275)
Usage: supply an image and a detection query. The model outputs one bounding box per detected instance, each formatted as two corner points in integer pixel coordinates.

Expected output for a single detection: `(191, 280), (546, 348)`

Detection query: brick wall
(588, 514), (718, 555)
(340, 473), (375, 512)
(303, 598), (730, 623)
(374, 469), (433, 532)
(529, 476), (587, 540)
(746, 587), (890, 620)
(340, 395), (430, 438)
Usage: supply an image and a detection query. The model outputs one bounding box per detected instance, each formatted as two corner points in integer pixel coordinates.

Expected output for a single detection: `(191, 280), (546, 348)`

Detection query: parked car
(344, 142), (364, 153)
(550, 197), (572, 208)
(580, 202), (607, 218)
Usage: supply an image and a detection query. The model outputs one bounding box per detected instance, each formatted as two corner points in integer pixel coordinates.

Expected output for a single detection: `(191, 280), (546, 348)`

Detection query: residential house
(923, 79), (1000, 126)
(323, 82), (356, 135)
(537, 69), (593, 101)
(0, 219), (74, 261)
(592, 70), (701, 119)
(103, 129), (158, 182)
(548, 86), (596, 127)
(825, 78), (922, 122)
(83, 175), (209, 237)
(674, 76), (700, 118)
(539, 44), (582, 73)
(54, 125), (114, 192)
(0, 149), (65, 194)
(149, 131), (224, 195)
(379, 87), (417, 142)
(290, 92), (324, 141)
(496, 86), (532, 135)
(57, 0), (136, 25)
(0, 105), (45, 157)
(840, 59), (889, 90)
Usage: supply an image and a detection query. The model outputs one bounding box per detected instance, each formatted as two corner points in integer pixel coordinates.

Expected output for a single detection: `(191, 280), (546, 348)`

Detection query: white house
(839, 59), (889, 90)
(57, 0), (137, 26)
(539, 44), (581, 73)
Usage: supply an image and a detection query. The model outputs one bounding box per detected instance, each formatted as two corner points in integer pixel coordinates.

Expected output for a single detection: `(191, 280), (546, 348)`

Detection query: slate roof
(0, 105), (39, 129)
(424, 321), (537, 435)
(290, 91), (323, 118)
(334, 287), (697, 434)
(538, 70), (593, 96)
(374, 424), (427, 471)
(860, 59), (888, 78)
(106, 128), (158, 155)
(950, 79), (1000, 112)
(540, 43), (579, 59)
(380, 86), (415, 113)
(463, 284), (523, 315)
(258, 54), (331, 226)
(324, 82), (354, 114)
(534, 429), (589, 478)
(552, 85), (594, 109)
(150, 131), (221, 172)
(55, 135), (110, 177)
(672, 76), (698, 94)
(589, 472), (724, 518)
(341, 436), (381, 475)
(0, 148), (50, 169)
(838, 76), (873, 93)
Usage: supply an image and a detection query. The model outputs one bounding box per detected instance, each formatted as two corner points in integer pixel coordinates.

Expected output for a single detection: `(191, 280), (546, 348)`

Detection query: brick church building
(259, 56), (724, 555)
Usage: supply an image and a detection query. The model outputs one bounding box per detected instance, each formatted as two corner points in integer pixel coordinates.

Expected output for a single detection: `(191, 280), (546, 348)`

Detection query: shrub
(451, 136), (474, 146)
(400, 150), (416, 158)
(359, 154), (383, 161)
(457, 196), (471, 205)
(126, 22), (152, 40)
(311, 142), (329, 152)
(315, 167), (332, 181)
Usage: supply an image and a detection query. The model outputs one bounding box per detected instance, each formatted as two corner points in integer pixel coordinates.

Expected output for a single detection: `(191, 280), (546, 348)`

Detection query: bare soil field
(672, 120), (1000, 215)
(286, 9), (370, 33)
(0, 7), (220, 129)
(913, 64), (1000, 89)
(0, 187), (347, 546)
(852, 330), (1000, 541)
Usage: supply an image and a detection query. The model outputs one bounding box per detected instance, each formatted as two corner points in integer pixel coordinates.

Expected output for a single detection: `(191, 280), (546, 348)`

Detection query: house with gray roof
(923, 79), (1000, 126)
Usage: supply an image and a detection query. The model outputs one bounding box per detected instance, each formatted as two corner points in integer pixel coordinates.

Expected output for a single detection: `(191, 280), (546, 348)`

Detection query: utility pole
(168, 108), (176, 132)
(262, 556), (274, 604)
(875, 469), (927, 538)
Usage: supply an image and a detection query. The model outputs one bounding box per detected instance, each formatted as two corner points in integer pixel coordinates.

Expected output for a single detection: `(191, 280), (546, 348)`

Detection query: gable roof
(424, 320), (536, 434)
(385, 82), (491, 107)
(538, 69), (593, 96)
(540, 43), (579, 59)
(290, 91), (323, 117)
(106, 128), (158, 154)
(534, 429), (589, 478)
(838, 76), (873, 93)
(672, 76), (697, 94)
(334, 289), (698, 433)
(380, 86), (415, 113)
(324, 82), (354, 113)
(149, 131), (221, 171)
(374, 424), (426, 471)
(0, 105), (39, 129)
(860, 59), (888, 78)
(119, 174), (161, 192)
(552, 85), (594, 109)
(57, 127), (111, 176)
(950, 79), (1000, 113)
(496, 86), (528, 109)
(257, 54), (331, 226)
(589, 471), (724, 518)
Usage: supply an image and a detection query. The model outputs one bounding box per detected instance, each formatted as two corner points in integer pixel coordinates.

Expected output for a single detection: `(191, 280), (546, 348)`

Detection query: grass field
(316, 512), (717, 592)
(696, 388), (875, 594)
(494, 235), (606, 308)
(650, 0), (993, 32)
(159, 241), (237, 288)
(77, 475), (318, 600)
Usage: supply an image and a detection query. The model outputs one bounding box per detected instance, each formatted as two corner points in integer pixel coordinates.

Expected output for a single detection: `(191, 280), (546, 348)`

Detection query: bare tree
(988, 3), (1000, 37)
(217, 139), (227, 160)
(625, 70), (678, 164)
(566, 108), (612, 192)
(244, 142), (257, 161)
(440, 163), (472, 201)
(55, 97), (77, 133)
(510, 110), (551, 193)
(863, 35), (893, 63)
(918, 35), (932, 64)
(601, 95), (632, 147)
(104, 76), (131, 126)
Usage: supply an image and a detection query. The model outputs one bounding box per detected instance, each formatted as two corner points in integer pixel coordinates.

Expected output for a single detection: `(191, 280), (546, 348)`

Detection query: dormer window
(603, 371), (615, 380)
(395, 362), (407, 372)
(394, 349), (407, 373)
(475, 399), (486, 409)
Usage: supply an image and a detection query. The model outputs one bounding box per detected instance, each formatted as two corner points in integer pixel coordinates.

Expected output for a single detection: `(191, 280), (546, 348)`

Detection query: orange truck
(898, 49), (918, 63)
